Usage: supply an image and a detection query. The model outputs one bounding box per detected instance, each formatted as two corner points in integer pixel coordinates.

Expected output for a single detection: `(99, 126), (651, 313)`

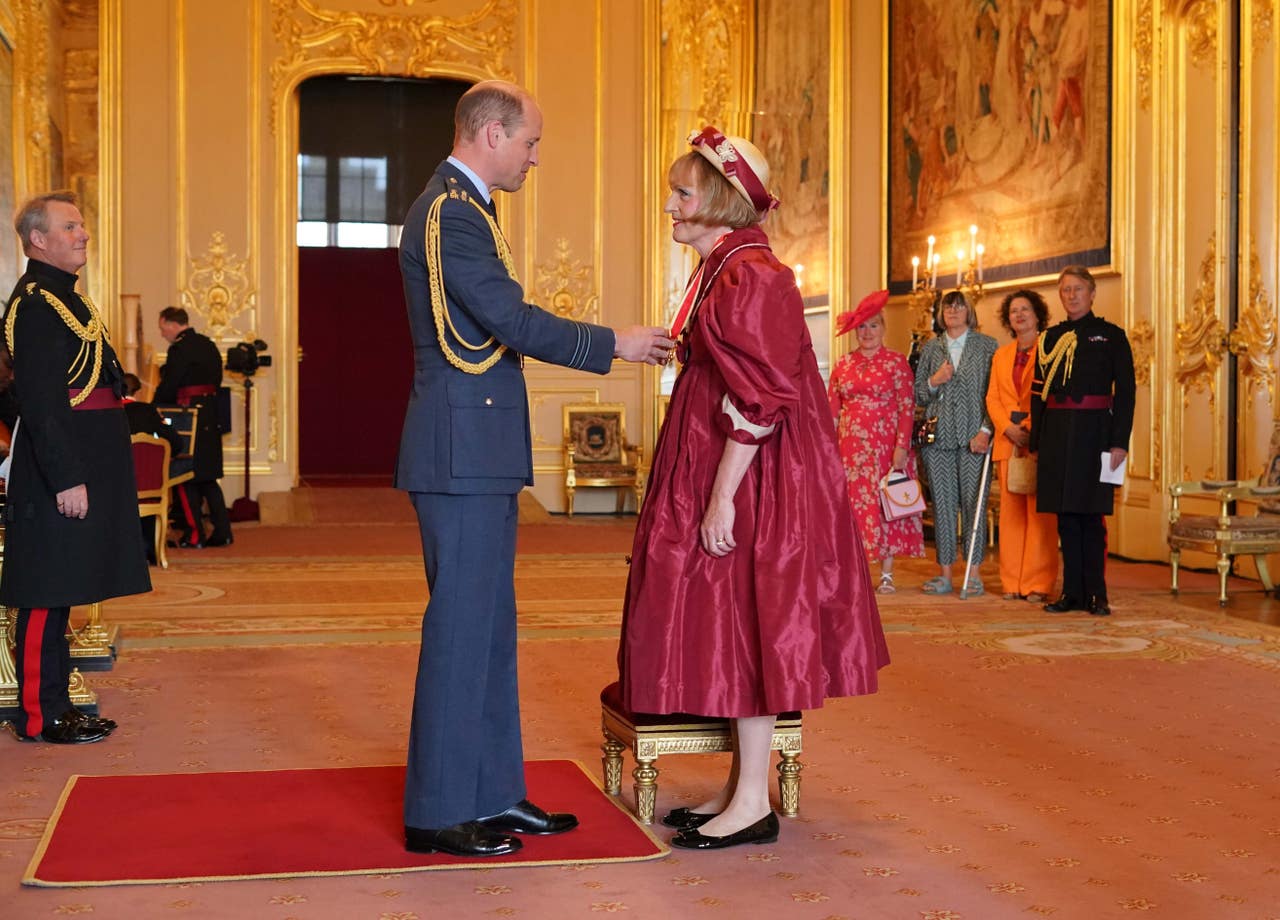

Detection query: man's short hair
(159, 306), (189, 325)
(122, 373), (142, 396)
(14, 191), (78, 249)
(1059, 264), (1097, 291)
(454, 81), (528, 144)
(668, 152), (761, 231)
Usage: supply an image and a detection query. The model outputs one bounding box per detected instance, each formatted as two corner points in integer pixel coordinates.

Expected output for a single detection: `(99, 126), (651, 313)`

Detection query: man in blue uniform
(1, 191), (151, 743)
(396, 81), (672, 857)
(1031, 265), (1136, 617)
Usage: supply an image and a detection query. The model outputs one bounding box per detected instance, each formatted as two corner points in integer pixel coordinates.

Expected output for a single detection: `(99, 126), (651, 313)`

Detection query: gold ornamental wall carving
(528, 238), (600, 323)
(13, 0), (51, 196)
(269, 0), (516, 130)
(1229, 239), (1278, 410)
(1129, 319), (1155, 388)
(180, 232), (258, 341)
(1185, 0), (1219, 70)
(1256, 0), (1275, 51)
(1174, 234), (1223, 409)
(1135, 0), (1155, 110)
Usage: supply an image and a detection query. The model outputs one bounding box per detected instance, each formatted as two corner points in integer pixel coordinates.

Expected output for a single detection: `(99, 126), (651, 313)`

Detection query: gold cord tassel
(1037, 330), (1078, 400)
(5, 285), (109, 405)
(425, 193), (517, 375)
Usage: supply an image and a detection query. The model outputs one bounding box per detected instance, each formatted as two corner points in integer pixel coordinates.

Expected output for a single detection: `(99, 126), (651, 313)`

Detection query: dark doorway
(296, 75), (470, 482)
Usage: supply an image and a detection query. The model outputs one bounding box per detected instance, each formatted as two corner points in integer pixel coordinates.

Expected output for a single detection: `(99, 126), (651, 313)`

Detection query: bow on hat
(688, 126), (780, 214)
(835, 290), (890, 338)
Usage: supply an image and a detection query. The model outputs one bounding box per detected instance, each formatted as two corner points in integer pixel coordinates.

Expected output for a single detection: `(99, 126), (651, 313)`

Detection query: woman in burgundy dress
(618, 128), (889, 850)
(829, 291), (925, 594)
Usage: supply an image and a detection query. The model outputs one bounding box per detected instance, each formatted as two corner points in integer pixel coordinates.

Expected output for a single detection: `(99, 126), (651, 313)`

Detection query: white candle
(912, 256), (919, 288)
(932, 253), (941, 288)
(956, 250), (965, 286)
(969, 224), (978, 249)
(926, 235), (935, 271)
(976, 244), (985, 282)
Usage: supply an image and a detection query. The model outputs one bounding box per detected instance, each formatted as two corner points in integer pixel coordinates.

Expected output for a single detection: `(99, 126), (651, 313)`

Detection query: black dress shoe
(477, 799), (578, 835)
(1043, 596), (1084, 613)
(167, 537), (204, 549)
(671, 811), (780, 850)
(205, 533), (234, 547)
(15, 711), (111, 744)
(1089, 599), (1112, 616)
(662, 807), (717, 830)
(404, 821), (522, 856)
(62, 708), (118, 734)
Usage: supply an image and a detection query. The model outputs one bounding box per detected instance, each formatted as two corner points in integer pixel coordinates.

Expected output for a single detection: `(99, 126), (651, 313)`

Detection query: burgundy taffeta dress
(618, 226), (890, 718)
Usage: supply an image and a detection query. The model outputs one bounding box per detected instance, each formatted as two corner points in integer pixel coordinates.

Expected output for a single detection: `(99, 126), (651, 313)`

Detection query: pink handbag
(880, 471), (926, 521)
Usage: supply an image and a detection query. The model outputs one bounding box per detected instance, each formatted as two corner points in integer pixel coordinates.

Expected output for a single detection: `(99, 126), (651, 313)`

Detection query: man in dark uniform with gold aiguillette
(1031, 265), (1136, 617)
(1, 191), (150, 743)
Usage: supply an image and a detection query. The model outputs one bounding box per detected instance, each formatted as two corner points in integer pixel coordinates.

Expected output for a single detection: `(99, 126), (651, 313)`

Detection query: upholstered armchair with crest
(562, 402), (645, 517)
(1168, 423), (1280, 605)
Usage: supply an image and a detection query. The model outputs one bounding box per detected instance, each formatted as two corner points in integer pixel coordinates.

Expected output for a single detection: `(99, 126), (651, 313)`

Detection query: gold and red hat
(688, 126), (780, 215)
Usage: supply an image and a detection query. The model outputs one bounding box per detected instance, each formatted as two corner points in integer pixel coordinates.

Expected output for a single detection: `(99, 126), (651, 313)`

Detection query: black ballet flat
(670, 811), (779, 850)
(661, 807), (717, 830)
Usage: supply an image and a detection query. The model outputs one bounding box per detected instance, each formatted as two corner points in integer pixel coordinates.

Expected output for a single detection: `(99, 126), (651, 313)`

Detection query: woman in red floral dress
(828, 292), (924, 594)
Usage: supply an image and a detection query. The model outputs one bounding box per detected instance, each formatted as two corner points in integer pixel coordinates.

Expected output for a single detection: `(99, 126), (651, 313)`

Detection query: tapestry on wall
(887, 0), (1112, 292)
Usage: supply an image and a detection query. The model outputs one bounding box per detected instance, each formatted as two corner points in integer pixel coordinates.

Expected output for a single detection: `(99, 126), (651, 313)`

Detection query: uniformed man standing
(396, 81), (672, 857)
(1, 191), (151, 743)
(1031, 265), (1136, 617)
(155, 306), (231, 547)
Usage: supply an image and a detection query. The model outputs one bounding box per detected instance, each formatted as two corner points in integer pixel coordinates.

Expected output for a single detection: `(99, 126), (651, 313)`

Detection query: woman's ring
(715, 539), (725, 545)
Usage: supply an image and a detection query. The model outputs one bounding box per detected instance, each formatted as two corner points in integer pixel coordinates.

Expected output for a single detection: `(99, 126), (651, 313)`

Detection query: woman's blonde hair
(668, 152), (761, 229)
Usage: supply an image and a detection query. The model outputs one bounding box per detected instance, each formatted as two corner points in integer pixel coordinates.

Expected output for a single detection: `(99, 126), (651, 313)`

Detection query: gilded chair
(132, 434), (195, 569)
(599, 681), (802, 825)
(1168, 475), (1280, 606)
(563, 402), (644, 516)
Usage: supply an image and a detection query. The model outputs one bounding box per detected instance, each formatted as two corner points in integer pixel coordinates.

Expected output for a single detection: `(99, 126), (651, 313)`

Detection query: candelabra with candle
(906, 227), (987, 366)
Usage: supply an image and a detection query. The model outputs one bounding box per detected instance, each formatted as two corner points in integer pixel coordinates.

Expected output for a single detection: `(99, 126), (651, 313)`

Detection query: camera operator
(156, 306), (232, 547)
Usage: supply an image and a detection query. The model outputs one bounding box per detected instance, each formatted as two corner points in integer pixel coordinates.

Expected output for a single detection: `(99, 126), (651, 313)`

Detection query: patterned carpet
(4, 495), (1280, 918)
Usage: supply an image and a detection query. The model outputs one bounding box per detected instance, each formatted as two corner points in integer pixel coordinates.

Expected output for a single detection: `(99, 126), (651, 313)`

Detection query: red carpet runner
(25, 759), (667, 886)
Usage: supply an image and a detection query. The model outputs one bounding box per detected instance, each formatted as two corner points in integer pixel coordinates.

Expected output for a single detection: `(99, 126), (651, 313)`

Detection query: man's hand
(56, 484), (88, 519)
(614, 326), (676, 365)
(1108, 447), (1127, 472)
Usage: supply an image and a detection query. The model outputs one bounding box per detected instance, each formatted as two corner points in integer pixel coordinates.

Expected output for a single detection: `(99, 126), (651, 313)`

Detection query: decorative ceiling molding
(269, 0), (516, 132)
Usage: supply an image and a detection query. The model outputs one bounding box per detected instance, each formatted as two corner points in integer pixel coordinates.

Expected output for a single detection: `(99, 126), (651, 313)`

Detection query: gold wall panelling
(268, 0), (517, 131)
(180, 231), (258, 342)
(269, 393), (279, 463)
(528, 238), (600, 324)
(1175, 234), (1224, 408)
(1228, 239), (1277, 410)
(14, 0), (51, 197)
(528, 387), (602, 449)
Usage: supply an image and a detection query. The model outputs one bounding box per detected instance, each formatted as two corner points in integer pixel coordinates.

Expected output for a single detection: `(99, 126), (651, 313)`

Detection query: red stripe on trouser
(21, 608), (49, 735)
(177, 483), (198, 532)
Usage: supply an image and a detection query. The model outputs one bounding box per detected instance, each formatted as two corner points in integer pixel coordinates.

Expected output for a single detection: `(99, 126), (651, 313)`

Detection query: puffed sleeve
(699, 258), (803, 445)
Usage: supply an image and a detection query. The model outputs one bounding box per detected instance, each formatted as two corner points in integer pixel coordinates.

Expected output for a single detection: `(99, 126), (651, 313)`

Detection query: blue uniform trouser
(404, 492), (525, 829)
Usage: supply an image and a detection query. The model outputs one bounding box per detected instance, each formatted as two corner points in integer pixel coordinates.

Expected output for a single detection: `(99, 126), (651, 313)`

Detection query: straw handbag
(1006, 452), (1037, 495)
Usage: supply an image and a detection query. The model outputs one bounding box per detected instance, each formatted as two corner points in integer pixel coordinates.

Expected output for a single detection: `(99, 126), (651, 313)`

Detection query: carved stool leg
(1217, 552), (1231, 606)
(1169, 547), (1180, 595)
(565, 486), (575, 518)
(632, 755), (659, 824)
(601, 735), (624, 796)
(777, 750), (802, 817)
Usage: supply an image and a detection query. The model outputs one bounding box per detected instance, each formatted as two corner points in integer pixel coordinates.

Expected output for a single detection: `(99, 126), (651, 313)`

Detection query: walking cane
(958, 442), (995, 600)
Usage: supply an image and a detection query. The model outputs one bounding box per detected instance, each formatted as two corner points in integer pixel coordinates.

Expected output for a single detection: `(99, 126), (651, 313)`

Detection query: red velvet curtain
(298, 247), (410, 479)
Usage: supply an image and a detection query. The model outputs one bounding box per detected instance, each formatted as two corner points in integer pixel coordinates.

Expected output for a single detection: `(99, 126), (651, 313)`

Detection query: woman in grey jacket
(913, 291), (998, 595)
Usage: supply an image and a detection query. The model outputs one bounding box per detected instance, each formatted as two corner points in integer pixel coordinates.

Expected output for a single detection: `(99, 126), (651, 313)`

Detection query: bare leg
(696, 714), (776, 837)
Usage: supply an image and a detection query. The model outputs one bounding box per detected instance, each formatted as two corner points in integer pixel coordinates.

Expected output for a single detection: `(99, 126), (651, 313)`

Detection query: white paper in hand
(1099, 451), (1126, 485)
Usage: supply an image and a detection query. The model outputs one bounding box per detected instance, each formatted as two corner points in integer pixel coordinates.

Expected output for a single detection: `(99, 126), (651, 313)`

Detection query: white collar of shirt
(945, 330), (968, 370)
(446, 156), (491, 204)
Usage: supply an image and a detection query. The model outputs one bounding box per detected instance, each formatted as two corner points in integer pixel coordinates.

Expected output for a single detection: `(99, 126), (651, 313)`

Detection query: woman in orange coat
(985, 290), (1058, 601)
